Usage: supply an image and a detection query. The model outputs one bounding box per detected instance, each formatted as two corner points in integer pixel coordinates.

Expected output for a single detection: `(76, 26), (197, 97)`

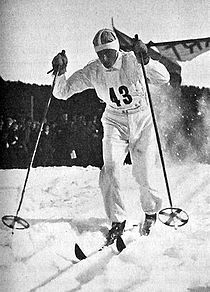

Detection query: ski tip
(116, 236), (126, 253)
(75, 243), (87, 260)
(122, 220), (126, 229)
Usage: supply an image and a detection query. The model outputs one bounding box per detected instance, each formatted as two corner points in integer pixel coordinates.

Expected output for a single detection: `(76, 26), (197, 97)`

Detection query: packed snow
(0, 161), (210, 292)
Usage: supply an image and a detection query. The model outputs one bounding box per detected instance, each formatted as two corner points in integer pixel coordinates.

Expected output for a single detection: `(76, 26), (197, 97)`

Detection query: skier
(51, 28), (170, 244)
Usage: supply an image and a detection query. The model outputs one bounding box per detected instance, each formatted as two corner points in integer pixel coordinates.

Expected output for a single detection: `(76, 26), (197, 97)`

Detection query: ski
(116, 236), (126, 252)
(75, 220), (128, 260)
(74, 221), (141, 261)
(75, 239), (117, 261)
(75, 243), (87, 260)
(75, 232), (139, 261)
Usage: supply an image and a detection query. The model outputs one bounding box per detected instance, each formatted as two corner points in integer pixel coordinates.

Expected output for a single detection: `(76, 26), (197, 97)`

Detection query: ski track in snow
(0, 163), (210, 292)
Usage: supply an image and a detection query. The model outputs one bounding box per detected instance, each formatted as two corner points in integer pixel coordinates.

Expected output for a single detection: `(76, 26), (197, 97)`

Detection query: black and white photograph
(0, 0), (210, 291)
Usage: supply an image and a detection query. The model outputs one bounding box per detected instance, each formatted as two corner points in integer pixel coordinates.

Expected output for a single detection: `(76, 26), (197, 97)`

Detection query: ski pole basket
(158, 207), (189, 228)
(2, 215), (30, 230)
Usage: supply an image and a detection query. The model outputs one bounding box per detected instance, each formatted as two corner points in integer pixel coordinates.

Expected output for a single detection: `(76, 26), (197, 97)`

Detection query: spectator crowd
(0, 114), (103, 169)
(0, 83), (209, 169)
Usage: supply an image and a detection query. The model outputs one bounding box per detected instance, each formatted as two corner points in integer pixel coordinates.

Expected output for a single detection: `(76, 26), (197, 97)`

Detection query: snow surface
(0, 162), (210, 292)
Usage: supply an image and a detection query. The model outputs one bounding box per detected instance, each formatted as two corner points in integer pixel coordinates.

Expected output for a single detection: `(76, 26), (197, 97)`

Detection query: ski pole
(134, 34), (173, 208)
(16, 70), (59, 214)
(1, 68), (59, 232)
(134, 35), (189, 227)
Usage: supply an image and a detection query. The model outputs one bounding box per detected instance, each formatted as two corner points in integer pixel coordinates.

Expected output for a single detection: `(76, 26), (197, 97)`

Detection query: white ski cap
(93, 28), (120, 53)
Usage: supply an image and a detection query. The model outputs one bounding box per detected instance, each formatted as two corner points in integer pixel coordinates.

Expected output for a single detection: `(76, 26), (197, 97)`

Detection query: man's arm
(51, 51), (94, 100)
(53, 68), (94, 100)
(145, 59), (170, 86)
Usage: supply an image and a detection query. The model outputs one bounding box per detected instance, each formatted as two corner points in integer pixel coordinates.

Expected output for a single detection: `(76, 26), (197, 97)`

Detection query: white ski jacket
(53, 51), (170, 110)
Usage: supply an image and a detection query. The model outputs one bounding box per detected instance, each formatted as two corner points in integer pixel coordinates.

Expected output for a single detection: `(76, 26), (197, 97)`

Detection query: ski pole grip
(134, 34), (144, 64)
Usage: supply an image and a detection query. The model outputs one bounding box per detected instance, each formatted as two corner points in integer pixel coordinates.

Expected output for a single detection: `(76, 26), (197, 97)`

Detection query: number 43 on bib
(109, 86), (133, 107)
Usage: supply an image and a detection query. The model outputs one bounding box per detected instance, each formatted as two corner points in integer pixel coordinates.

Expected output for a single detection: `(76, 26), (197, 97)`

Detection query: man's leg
(99, 121), (128, 223)
(130, 118), (162, 216)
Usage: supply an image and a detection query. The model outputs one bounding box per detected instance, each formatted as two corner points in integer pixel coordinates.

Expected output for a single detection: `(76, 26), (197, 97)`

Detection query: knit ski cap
(93, 28), (120, 53)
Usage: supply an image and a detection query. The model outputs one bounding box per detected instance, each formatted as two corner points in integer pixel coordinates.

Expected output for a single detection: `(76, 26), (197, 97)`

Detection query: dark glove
(48, 50), (68, 75)
(133, 35), (150, 65)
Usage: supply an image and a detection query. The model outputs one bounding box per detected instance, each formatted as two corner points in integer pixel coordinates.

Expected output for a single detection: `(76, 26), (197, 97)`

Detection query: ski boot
(105, 220), (126, 246)
(140, 213), (157, 236)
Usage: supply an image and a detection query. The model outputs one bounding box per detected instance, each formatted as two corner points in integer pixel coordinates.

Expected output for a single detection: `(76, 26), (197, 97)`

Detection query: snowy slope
(0, 163), (210, 292)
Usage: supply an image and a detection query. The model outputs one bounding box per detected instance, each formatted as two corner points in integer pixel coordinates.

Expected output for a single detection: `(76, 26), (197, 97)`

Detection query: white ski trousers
(99, 106), (162, 223)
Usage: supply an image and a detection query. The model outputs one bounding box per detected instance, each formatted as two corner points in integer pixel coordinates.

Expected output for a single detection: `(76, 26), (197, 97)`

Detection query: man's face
(97, 49), (118, 69)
